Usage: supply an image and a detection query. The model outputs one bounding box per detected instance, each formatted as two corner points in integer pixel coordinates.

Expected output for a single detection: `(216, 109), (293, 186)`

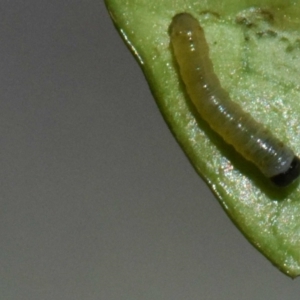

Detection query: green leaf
(105, 0), (300, 277)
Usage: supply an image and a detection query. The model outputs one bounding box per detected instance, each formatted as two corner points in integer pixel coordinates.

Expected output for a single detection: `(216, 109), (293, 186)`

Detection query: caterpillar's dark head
(270, 156), (300, 187)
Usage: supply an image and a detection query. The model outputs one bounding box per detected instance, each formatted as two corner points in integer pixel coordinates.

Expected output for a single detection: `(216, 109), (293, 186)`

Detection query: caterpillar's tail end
(270, 156), (300, 187)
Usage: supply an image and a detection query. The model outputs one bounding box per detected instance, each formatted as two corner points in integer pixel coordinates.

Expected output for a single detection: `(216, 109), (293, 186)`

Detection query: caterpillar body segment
(169, 13), (300, 186)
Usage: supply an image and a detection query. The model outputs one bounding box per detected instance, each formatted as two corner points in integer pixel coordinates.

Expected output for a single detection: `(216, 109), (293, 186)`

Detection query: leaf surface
(105, 0), (300, 277)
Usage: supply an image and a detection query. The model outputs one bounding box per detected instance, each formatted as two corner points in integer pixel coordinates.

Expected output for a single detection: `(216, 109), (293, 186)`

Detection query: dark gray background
(0, 1), (299, 299)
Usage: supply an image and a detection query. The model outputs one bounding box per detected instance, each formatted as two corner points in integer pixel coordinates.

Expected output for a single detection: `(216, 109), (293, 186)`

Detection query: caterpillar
(169, 12), (300, 187)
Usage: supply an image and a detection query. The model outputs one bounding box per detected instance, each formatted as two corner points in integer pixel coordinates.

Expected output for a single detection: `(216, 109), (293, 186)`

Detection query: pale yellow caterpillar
(169, 13), (300, 187)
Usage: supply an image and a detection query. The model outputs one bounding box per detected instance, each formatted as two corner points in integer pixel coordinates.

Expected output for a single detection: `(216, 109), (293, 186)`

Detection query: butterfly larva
(169, 13), (300, 187)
